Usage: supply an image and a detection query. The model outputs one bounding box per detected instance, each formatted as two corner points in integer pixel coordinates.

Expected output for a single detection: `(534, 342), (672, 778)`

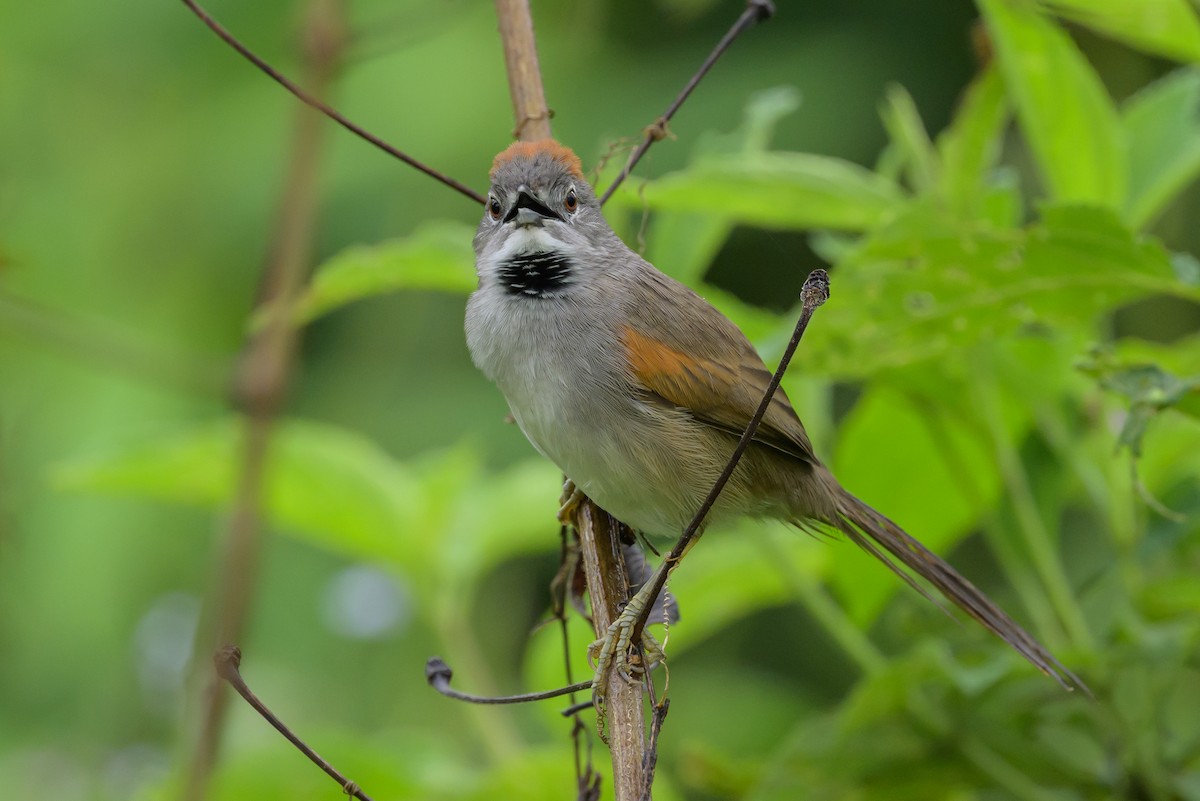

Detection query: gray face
(473, 157), (609, 299)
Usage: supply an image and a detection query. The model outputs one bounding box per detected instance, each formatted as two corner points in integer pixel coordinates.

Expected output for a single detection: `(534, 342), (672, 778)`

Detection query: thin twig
(631, 269), (830, 643)
(640, 699), (670, 801)
(179, 0), (486, 206)
(425, 657), (593, 703)
(598, 0), (775, 205)
(215, 647), (376, 801)
(562, 699), (597, 717)
(182, 3), (343, 798)
(639, 655), (668, 801)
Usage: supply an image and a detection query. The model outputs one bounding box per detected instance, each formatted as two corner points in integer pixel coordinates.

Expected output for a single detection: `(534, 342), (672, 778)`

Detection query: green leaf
(632, 152), (906, 232)
(703, 284), (794, 348)
(1042, 0), (1200, 63)
(980, 169), (1024, 228)
(803, 204), (1199, 378)
(55, 418), (422, 567)
(615, 87), (803, 284)
(444, 456), (562, 577)
(734, 86), (805, 155)
(880, 84), (939, 195)
(979, 0), (1126, 207)
(831, 384), (1005, 625)
(667, 523), (829, 650)
(936, 64), (1011, 215)
(1023, 204), (1200, 312)
(1077, 348), (1200, 456)
(55, 418), (570, 594)
(294, 220), (477, 323)
(641, 211), (733, 285)
(1122, 67), (1200, 227)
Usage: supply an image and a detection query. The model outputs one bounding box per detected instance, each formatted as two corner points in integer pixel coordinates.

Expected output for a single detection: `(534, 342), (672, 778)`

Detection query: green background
(2, 0), (1200, 799)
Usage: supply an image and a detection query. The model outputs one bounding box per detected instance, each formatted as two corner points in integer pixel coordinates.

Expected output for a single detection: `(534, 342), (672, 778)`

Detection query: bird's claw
(588, 606), (664, 740)
(558, 479), (585, 525)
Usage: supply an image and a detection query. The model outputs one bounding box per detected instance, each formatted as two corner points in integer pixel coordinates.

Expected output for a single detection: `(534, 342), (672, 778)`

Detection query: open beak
(504, 190), (561, 226)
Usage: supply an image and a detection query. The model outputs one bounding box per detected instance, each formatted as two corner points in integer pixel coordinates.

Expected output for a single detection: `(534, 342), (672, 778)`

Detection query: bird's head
(474, 140), (615, 298)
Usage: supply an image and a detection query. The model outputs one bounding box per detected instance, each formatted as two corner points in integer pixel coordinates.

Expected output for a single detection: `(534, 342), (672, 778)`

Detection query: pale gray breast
(466, 284), (627, 456)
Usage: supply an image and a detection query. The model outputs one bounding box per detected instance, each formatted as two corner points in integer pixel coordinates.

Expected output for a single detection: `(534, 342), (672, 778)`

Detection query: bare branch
(491, 3), (647, 798)
(640, 699), (670, 801)
(599, 0), (775, 205)
(181, 2), (344, 798)
(573, 503), (647, 798)
(180, 0), (486, 206)
(494, 0), (554, 141)
(426, 657), (592, 704)
(215, 647), (376, 801)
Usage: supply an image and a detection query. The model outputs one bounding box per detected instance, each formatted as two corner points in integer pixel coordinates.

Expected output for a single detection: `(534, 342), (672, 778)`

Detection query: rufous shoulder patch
(622, 325), (696, 384)
(491, 140), (584, 180)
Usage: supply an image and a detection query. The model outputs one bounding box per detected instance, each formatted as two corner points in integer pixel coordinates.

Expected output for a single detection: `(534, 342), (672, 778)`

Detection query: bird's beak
(504, 190), (561, 227)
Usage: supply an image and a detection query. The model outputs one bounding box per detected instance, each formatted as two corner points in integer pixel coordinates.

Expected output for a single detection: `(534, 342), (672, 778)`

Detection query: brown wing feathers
(620, 324), (815, 464)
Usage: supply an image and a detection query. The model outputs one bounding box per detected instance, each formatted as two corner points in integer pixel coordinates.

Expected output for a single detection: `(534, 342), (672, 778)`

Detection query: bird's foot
(587, 594), (664, 740)
(558, 479), (585, 526)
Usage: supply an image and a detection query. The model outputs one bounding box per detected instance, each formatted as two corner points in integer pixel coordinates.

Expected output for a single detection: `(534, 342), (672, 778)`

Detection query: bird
(465, 138), (1085, 699)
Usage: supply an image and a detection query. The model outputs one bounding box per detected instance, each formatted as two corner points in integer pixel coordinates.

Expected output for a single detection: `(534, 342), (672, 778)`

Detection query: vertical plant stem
(1031, 403), (1110, 520)
(759, 532), (886, 677)
(491, 3), (646, 797)
(574, 504), (646, 799)
(181, 2), (344, 798)
(955, 733), (1070, 801)
(977, 517), (1068, 652)
(435, 598), (524, 761)
(494, 0), (553, 141)
(973, 369), (1095, 653)
(903, 393), (1067, 651)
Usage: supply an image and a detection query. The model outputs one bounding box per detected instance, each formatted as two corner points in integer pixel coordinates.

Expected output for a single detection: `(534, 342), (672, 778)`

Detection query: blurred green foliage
(2, 1), (1200, 800)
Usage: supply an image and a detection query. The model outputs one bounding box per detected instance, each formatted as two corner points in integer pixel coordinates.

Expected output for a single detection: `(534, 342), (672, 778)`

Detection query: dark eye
(488, 197), (502, 220)
(564, 189), (578, 213)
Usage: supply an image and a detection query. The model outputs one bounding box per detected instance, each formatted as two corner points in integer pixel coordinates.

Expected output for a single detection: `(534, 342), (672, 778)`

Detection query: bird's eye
(564, 189), (578, 213)
(488, 197), (502, 221)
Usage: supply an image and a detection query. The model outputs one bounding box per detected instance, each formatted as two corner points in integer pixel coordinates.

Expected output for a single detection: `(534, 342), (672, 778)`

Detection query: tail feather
(832, 490), (1090, 695)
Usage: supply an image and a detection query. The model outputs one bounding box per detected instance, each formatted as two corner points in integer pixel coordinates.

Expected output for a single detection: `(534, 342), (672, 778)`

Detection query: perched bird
(465, 139), (1084, 695)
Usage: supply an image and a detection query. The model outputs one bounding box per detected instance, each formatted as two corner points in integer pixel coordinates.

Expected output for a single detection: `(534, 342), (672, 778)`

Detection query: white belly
(466, 286), (703, 536)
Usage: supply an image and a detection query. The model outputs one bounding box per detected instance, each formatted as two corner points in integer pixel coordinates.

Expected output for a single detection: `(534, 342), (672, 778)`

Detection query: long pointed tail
(832, 489), (1089, 695)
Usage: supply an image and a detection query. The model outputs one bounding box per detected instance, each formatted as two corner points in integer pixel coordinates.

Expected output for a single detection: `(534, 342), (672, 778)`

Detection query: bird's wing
(619, 282), (816, 466)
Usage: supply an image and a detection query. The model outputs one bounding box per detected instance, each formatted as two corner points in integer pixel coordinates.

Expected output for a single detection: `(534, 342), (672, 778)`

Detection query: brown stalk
(215, 647), (376, 801)
(495, 0), (554, 141)
(180, 0), (485, 206)
(574, 504), (647, 798)
(180, 1), (345, 799)
(425, 657), (593, 703)
(492, 2), (646, 798)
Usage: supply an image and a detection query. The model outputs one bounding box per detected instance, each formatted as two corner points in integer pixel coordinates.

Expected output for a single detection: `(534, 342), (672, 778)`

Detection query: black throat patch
(497, 252), (573, 298)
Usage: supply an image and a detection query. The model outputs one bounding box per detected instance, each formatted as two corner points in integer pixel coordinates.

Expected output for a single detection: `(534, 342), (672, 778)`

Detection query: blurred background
(2, 1), (1199, 799)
